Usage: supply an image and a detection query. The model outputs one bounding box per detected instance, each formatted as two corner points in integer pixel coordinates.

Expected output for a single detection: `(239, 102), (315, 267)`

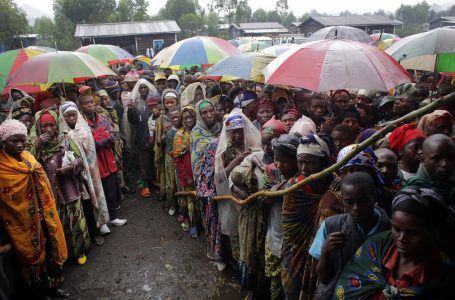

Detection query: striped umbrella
(26, 46), (57, 53)
(370, 33), (399, 42)
(6, 51), (116, 88)
(203, 52), (276, 83)
(151, 36), (240, 69)
(263, 39), (413, 92)
(76, 44), (134, 65)
(260, 44), (297, 56)
(237, 41), (271, 53)
(0, 48), (47, 94)
(308, 26), (371, 43)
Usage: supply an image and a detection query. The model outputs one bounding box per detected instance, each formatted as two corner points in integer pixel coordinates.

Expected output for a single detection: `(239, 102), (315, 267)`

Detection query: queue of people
(0, 64), (454, 300)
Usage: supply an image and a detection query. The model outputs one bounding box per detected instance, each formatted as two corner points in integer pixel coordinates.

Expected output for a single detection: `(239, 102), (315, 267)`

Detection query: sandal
(189, 227), (199, 239)
(141, 187), (151, 198)
(181, 222), (190, 232)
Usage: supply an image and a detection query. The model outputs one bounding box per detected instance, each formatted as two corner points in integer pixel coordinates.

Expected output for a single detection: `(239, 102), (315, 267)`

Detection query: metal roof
(289, 22), (302, 27)
(231, 22), (286, 30)
(243, 29), (289, 34)
(308, 15), (402, 27)
(75, 20), (181, 38)
(430, 16), (455, 22)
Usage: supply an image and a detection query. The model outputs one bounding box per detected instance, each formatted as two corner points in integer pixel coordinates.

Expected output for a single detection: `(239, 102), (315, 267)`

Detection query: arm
(315, 230), (348, 284)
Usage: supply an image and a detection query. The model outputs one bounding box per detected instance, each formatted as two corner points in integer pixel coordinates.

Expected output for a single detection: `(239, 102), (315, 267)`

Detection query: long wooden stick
(176, 91), (455, 206)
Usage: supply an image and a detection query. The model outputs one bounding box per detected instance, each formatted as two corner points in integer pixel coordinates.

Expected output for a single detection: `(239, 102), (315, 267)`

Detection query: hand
(232, 185), (248, 200)
(235, 151), (251, 164)
(321, 117), (336, 134)
(56, 165), (73, 175)
(251, 155), (266, 172)
(322, 232), (348, 254)
(36, 132), (51, 149)
(127, 100), (133, 109)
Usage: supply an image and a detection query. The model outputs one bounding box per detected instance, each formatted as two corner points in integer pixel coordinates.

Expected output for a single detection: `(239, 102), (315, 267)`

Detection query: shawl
(59, 103), (110, 227)
(29, 110), (64, 162)
(0, 150), (67, 281)
(180, 82), (206, 107)
(173, 127), (193, 187)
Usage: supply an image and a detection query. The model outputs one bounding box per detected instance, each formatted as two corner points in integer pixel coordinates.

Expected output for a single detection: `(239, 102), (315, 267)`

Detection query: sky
(14, 0), (454, 18)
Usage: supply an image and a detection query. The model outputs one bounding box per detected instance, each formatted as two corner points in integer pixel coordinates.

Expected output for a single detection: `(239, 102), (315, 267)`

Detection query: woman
(29, 110), (91, 265)
(128, 79), (158, 198)
(281, 134), (333, 300)
(417, 109), (453, 137)
(173, 105), (197, 231)
(180, 82), (206, 107)
(11, 106), (34, 134)
(253, 94), (274, 130)
(334, 188), (455, 299)
(281, 109), (299, 133)
(0, 119), (68, 298)
(59, 101), (111, 241)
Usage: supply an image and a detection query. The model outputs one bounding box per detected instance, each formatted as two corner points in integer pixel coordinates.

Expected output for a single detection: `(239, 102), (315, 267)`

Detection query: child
(165, 106), (182, 215)
(146, 95), (162, 146)
(309, 172), (391, 300)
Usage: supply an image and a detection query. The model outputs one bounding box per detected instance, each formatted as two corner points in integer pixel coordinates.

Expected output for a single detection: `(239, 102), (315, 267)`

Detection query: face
(215, 104), (225, 122)
(356, 96), (372, 106)
(168, 80), (178, 90)
(200, 105), (216, 128)
(256, 107), (274, 126)
(400, 138), (424, 172)
(126, 81), (136, 90)
(331, 130), (352, 155)
(380, 103), (394, 120)
(18, 114), (34, 132)
(341, 184), (376, 224)
(182, 111), (196, 130)
(100, 95), (111, 108)
(333, 93), (350, 112)
(169, 110), (181, 128)
(67, 90), (78, 102)
(3, 134), (27, 159)
(156, 80), (167, 93)
(229, 128), (244, 146)
(79, 96), (96, 115)
(148, 104), (161, 117)
(376, 153), (399, 185)
(308, 98), (327, 122)
(40, 122), (57, 140)
(342, 117), (360, 132)
(281, 114), (297, 133)
(63, 111), (78, 129)
(220, 82), (232, 94)
(194, 87), (204, 102)
(164, 97), (177, 109)
(391, 211), (434, 258)
(393, 97), (413, 115)
(11, 91), (23, 101)
(423, 140), (455, 181)
(297, 153), (324, 177)
(261, 135), (273, 155)
(426, 118), (453, 137)
(139, 84), (149, 98)
(274, 154), (298, 179)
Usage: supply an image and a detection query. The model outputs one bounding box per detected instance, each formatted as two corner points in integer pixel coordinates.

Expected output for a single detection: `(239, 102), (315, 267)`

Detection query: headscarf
(255, 95), (274, 115)
(356, 128), (377, 143)
(262, 117), (286, 138)
(60, 101), (78, 115)
(6, 94), (35, 119)
(11, 106), (33, 120)
(337, 144), (378, 171)
(180, 82), (206, 107)
(289, 115), (316, 137)
(272, 134), (300, 157)
(29, 110), (64, 161)
(161, 88), (179, 106)
(34, 91), (58, 112)
(124, 70), (140, 82)
(297, 133), (332, 157)
(225, 114), (246, 130)
(417, 110), (453, 136)
(130, 78), (158, 117)
(388, 123), (425, 153)
(0, 119), (27, 141)
(271, 89), (289, 103)
(238, 90), (257, 108)
(195, 99), (221, 134)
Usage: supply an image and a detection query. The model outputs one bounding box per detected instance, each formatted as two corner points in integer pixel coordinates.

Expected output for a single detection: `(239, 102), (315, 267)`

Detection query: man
(238, 90), (258, 121)
(330, 124), (354, 157)
(355, 89), (376, 106)
(154, 73), (168, 95)
(374, 148), (400, 190)
(309, 172), (390, 300)
(167, 75), (180, 91)
(393, 85), (420, 119)
(79, 94), (127, 227)
(306, 94), (328, 133)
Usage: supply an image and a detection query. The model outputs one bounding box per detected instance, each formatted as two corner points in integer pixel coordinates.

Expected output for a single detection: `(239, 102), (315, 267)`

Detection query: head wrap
(104, 80), (119, 90)
(60, 101), (78, 115)
(379, 96), (395, 108)
(125, 70), (140, 82)
(272, 134), (300, 157)
(337, 144), (378, 171)
(198, 99), (212, 112)
(12, 106), (33, 120)
(181, 105), (196, 114)
(388, 123), (425, 152)
(357, 89), (376, 101)
(392, 188), (447, 228)
(356, 128), (377, 143)
(225, 114), (246, 131)
(239, 90), (258, 108)
(79, 86), (92, 95)
(97, 89), (109, 97)
(283, 108), (299, 118)
(0, 119), (27, 141)
(34, 91), (56, 111)
(271, 89), (289, 102)
(262, 117), (286, 137)
(163, 91), (178, 99)
(417, 110), (453, 135)
(146, 95), (160, 106)
(289, 115), (316, 137)
(167, 75), (180, 84)
(297, 133), (332, 157)
(39, 112), (56, 125)
(255, 95), (273, 113)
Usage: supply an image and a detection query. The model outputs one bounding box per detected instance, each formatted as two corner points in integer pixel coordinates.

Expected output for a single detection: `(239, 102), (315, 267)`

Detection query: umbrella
(0, 48), (47, 94)
(151, 36), (240, 69)
(307, 26), (371, 43)
(6, 51), (116, 88)
(386, 28), (455, 72)
(135, 55), (152, 65)
(260, 44), (297, 56)
(26, 46), (57, 52)
(370, 33), (399, 42)
(76, 44), (134, 65)
(263, 39), (413, 92)
(237, 41), (271, 53)
(203, 52), (277, 83)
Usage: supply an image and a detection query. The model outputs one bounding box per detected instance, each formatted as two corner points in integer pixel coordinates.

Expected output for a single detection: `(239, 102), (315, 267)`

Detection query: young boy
(146, 95), (162, 146)
(309, 172), (391, 300)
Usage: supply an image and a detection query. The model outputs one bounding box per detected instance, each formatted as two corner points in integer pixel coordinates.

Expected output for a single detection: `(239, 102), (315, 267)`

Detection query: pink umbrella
(263, 39), (413, 92)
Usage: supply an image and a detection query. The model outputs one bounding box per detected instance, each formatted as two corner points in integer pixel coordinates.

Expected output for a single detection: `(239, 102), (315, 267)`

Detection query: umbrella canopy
(370, 33), (399, 42)
(203, 52), (276, 83)
(76, 44), (134, 65)
(26, 46), (57, 53)
(6, 51), (116, 88)
(307, 26), (371, 43)
(135, 55), (152, 65)
(386, 28), (455, 72)
(237, 41), (271, 53)
(260, 44), (297, 56)
(151, 36), (240, 69)
(0, 48), (47, 94)
(263, 39), (413, 92)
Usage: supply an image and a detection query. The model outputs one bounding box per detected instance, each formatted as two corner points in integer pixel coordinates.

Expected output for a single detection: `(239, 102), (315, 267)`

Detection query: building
(299, 15), (402, 36)
(429, 16), (455, 30)
(228, 22), (289, 39)
(287, 22), (302, 34)
(75, 20), (181, 55)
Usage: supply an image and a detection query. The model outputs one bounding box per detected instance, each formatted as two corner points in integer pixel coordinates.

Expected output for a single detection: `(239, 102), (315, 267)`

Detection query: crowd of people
(0, 63), (454, 300)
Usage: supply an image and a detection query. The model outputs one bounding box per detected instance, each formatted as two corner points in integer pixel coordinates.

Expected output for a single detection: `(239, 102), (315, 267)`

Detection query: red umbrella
(263, 39), (413, 92)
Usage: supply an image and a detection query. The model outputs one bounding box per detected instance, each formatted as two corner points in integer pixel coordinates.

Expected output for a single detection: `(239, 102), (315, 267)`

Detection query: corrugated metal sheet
(311, 15), (402, 27)
(232, 22), (286, 30)
(243, 29), (289, 34)
(75, 20), (181, 37)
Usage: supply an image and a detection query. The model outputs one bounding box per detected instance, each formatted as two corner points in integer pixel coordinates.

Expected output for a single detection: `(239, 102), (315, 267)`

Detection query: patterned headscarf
(297, 133), (333, 158)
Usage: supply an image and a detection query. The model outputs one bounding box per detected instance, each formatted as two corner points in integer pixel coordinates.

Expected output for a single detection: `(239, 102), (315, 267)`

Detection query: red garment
(39, 112), (56, 125)
(34, 91), (55, 111)
(84, 112), (118, 178)
(388, 123), (425, 152)
(174, 152), (193, 187)
(263, 117), (286, 136)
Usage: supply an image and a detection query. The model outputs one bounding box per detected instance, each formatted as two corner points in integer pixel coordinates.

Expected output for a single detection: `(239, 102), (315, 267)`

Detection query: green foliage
(275, 0), (288, 19)
(395, 26), (420, 37)
(0, 0), (28, 48)
(266, 11), (280, 23)
(282, 12), (297, 27)
(54, 0), (116, 24)
(252, 9), (267, 22)
(34, 17), (56, 47)
(206, 11), (220, 36)
(179, 13), (204, 37)
(159, 0), (196, 21)
(115, 0), (150, 22)
(234, 1), (252, 24)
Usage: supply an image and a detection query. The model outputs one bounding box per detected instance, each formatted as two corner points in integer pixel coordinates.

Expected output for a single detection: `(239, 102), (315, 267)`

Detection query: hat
(124, 70), (140, 82)
(167, 75), (180, 84)
(154, 73), (167, 82)
(379, 96), (395, 108)
(34, 91), (56, 111)
(225, 114), (246, 130)
(357, 89), (376, 100)
(97, 89), (109, 97)
(238, 90), (257, 108)
(146, 95), (160, 106)
(79, 86), (92, 95)
(0, 119), (27, 141)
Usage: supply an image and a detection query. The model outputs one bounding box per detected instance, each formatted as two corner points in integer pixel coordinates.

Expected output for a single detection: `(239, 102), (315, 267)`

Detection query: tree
(234, 1), (252, 24)
(252, 9), (267, 22)
(205, 11), (219, 36)
(266, 10), (280, 23)
(34, 17), (56, 47)
(0, 0), (28, 49)
(282, 12), (296, 27)
(395, 1), (431, 26)
(275, 0), (288, 21)
(115, 0), (149, 22)
(179, 13), (203, 37)
(210, 0), (249, 24)
(54, 0), (116, 25)
(299, 12), (310, 22)
(160, 0), (196, 21)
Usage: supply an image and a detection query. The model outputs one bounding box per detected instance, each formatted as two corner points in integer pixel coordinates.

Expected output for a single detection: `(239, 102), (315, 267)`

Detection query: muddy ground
(63, 191), (246, 300)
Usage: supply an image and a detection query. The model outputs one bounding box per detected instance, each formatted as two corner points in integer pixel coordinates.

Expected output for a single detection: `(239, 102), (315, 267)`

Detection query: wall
(299, 19), (324, 36)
